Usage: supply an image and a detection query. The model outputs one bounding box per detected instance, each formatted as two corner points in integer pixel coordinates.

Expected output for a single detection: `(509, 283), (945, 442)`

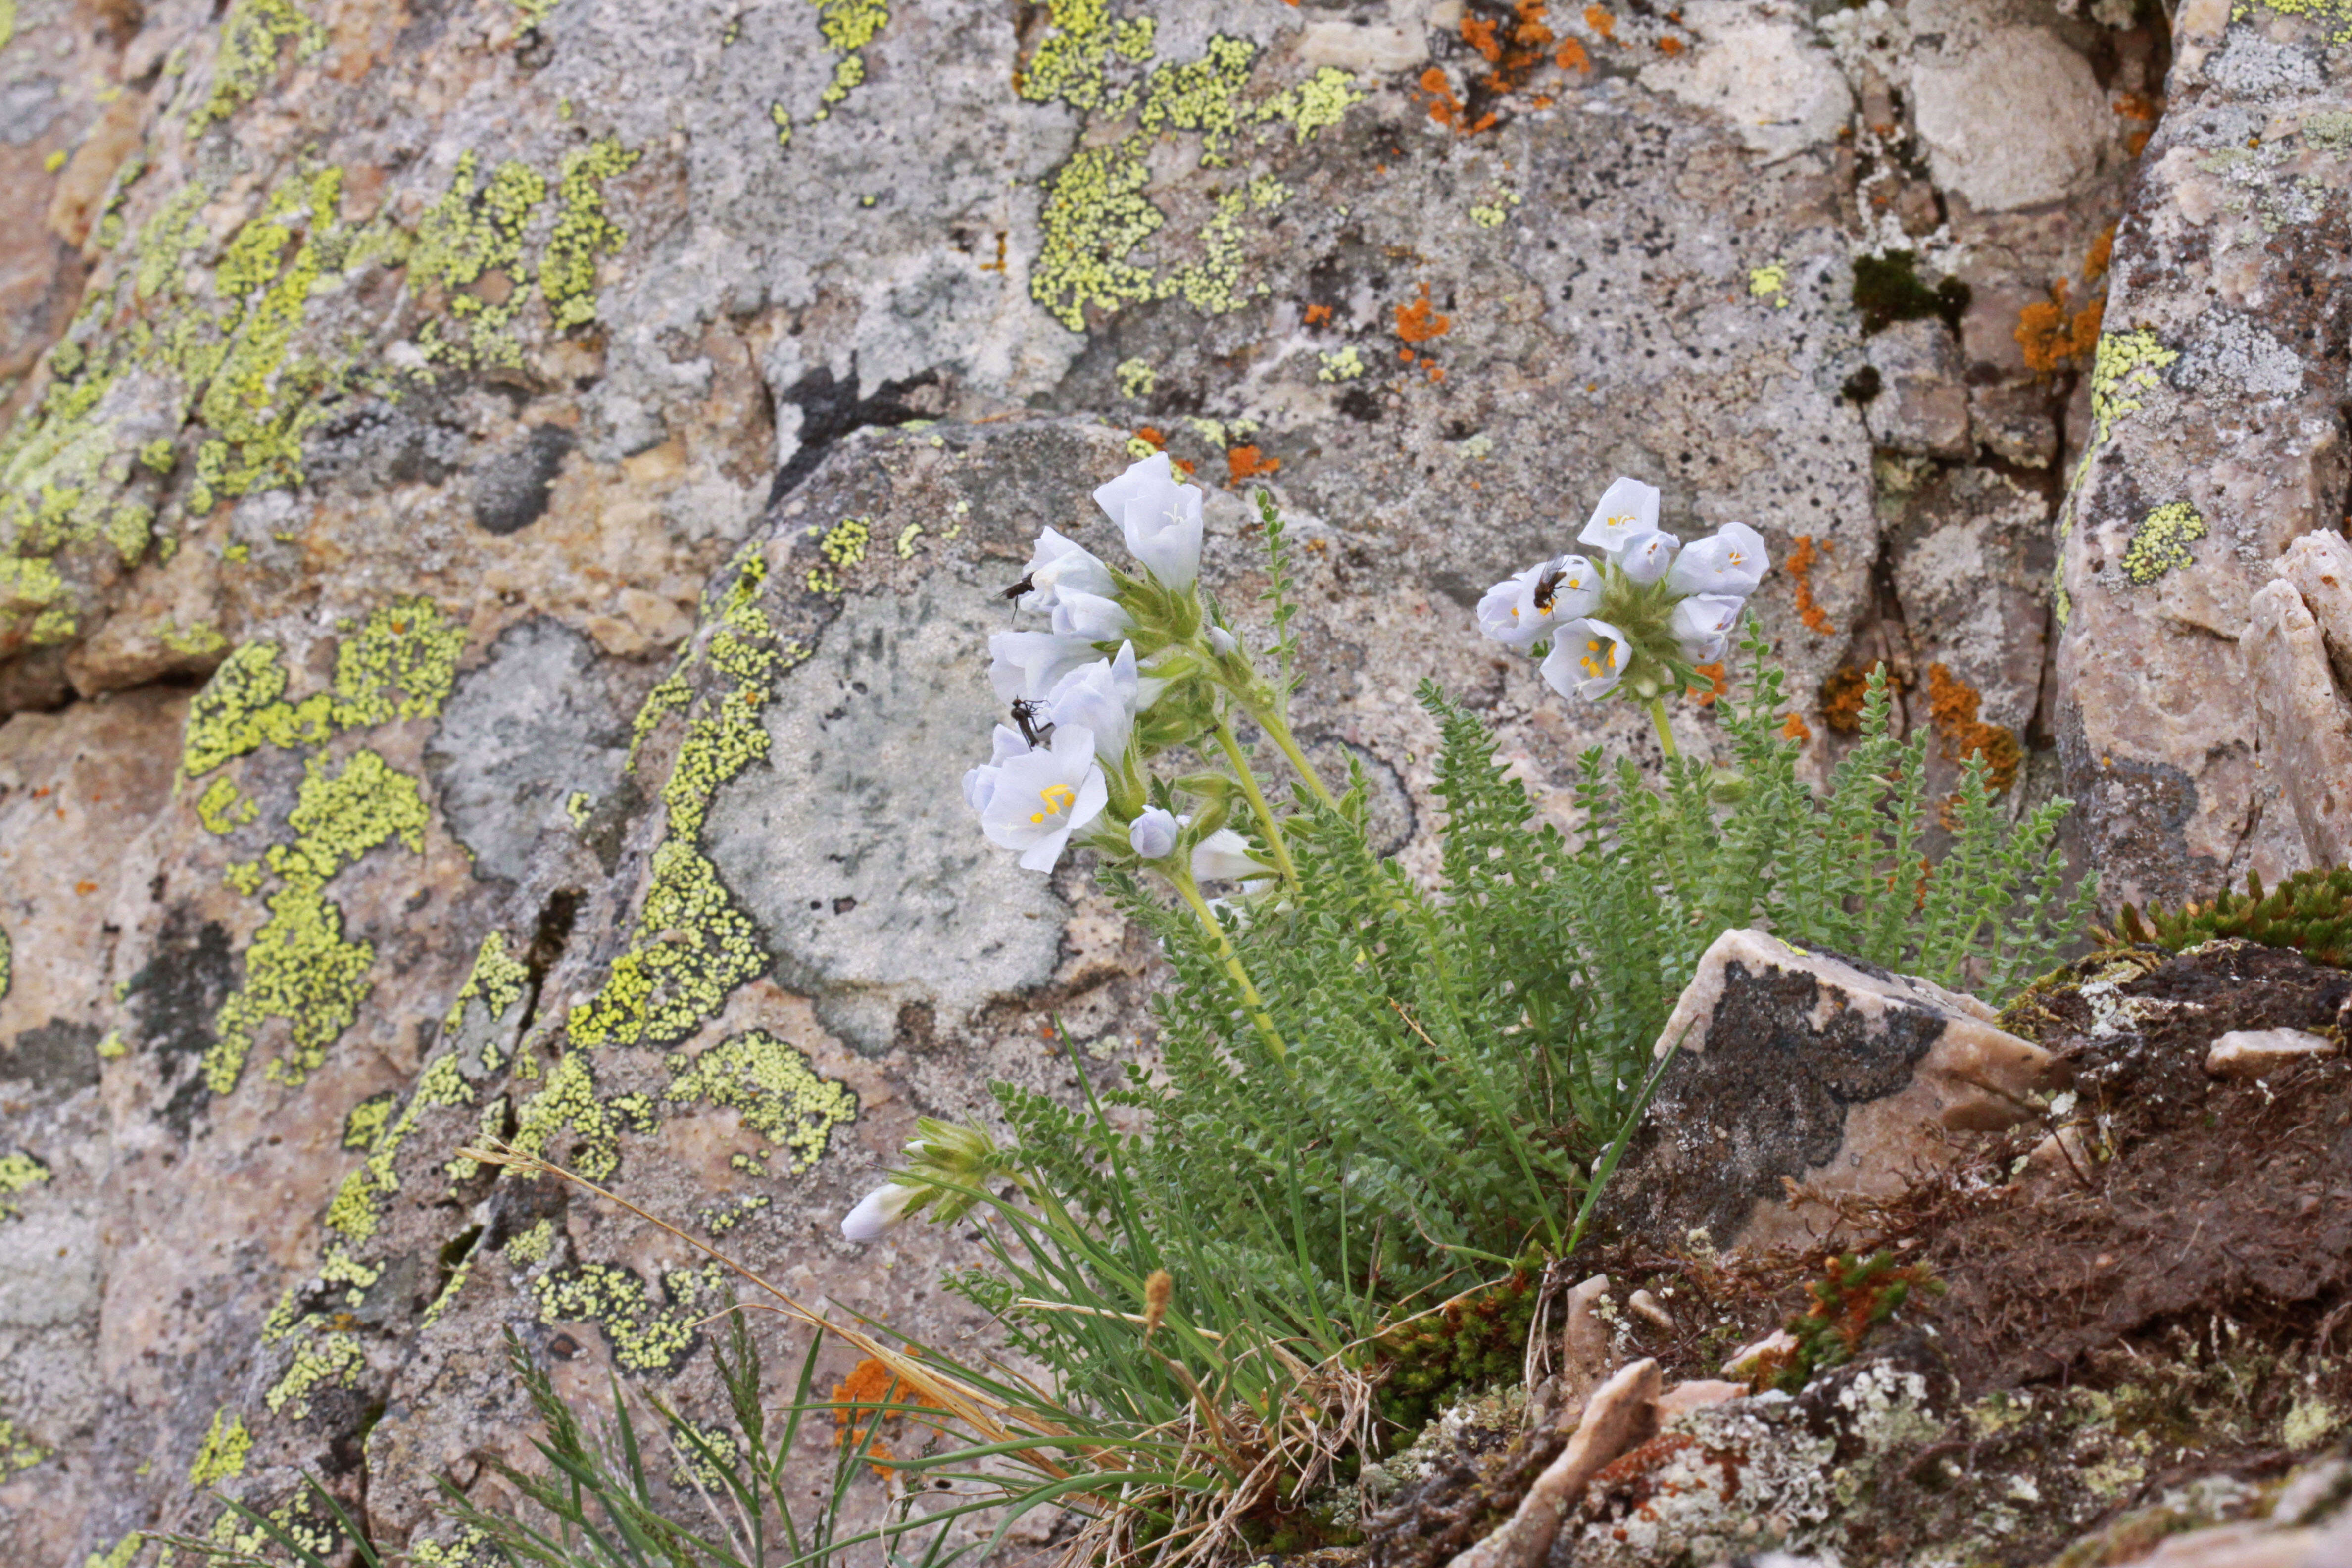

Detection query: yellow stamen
(1029, 783), (1077, 826)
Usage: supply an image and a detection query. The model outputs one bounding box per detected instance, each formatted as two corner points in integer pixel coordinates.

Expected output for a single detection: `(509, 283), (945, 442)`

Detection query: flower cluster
(959, 453), (1293, 887)
(846, 455), (1323, 1241)
(1476, 476), (1769, 713)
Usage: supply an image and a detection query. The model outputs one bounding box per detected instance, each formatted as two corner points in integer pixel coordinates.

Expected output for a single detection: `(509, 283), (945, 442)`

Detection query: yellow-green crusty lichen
(571, 553), (788, 1048)
(505, 1217), (558, 1264)
(806, 514), (870, 593)
(265, 1329), (365, 1418)
(510, 1052), (656, 1181)
(2121, 501), (2207, 585)
(531, 1262), (730, 1372)
(327, 1051), (476, 1243)
(190, 0), (327, 133)
(202, 750), (431, 1094)
(0, 1409), (50, 1474)
(807, 0), (891, 119)
(1019, 0), (1365, 331)
(2235, 0), (2352, 42)
(444, 931), (531, 1032)
(0, 1152), (50, 1221)
(2087, 330), (2181, 453)
(665, 1031), (858, 1172)
(186, 1408), (252, 1487)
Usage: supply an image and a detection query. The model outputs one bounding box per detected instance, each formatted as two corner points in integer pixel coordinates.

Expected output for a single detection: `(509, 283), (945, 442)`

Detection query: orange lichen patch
(832, 1354), (943, 1476)
(1227, 445), (1281, 482)
(1304, 302), (1333, 326)
(2126, 130), (2152, 157)
(1417, 65), (1490, 132)
(1925, 662), (2021, 795)
(1584, 4), (1616, 38)
(1685, 661), (1729, 706)
(1395, 282), (1452, 344)
(2084, 222), (2116, 280)
(1787, 535), (1834, 635)
(1781, 712), (1813, 744)
(1818, 663), (1905, 734)
(1426, 364), (1447, 383)
(2113, 90), (2162, 123)
(1556, 37), (1590, 72)
(1132, 426), (1167, 450)
(1170, 456), (1196, 478)
(2015, 280), (2104, 373)
(1462, 11), (1506, 60)
(1656, 33), (1684, 54)
(77, 880), (98, 895)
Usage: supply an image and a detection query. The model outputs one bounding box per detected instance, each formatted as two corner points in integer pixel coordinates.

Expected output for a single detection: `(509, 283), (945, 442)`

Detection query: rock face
(1607, 928), (2056, 1252)
(2050, 0), (2352, 908)
(0, 0), (2312, 1562)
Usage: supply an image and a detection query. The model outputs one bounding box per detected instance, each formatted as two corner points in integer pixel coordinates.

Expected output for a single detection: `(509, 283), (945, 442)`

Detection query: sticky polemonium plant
(1483, 476), (1773, 757)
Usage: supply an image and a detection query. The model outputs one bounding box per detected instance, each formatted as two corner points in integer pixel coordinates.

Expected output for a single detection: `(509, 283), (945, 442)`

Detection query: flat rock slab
(1607, 928), (2055, 1254)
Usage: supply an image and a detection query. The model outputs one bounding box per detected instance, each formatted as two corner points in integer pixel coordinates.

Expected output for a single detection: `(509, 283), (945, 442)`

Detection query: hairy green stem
(1210, 718), (1303, 887)
(1248, 700), (1343, 813)
(1168, 861), (1291, 1069)
(1646, 696), (1680, 760)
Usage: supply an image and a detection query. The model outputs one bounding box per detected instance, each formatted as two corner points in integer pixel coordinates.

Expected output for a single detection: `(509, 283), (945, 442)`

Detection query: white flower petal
(840, 1181), (919, 1242)
(1575, 477), (1661, 560)
(1017, 527), (1118, 611)
(1046, 642), (1140, 763)
(1666, 523), (1769, 597)
(1617, 529), (1681, 585)
(989, 630), (1102, 703)
(1192, 827), (1273, 882)
(1095, 455), (1205, 591)
(1129, 807), (1180, 860)
(981, 726), (1108, 871)
(1539, 616), (1629, 701)
(1475, 555), (1601, 650)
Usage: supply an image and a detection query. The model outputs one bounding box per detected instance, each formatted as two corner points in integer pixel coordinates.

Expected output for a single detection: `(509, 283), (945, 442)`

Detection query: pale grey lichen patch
(702, 576), (1068, 1055)
(2177, 314), (2308, 399)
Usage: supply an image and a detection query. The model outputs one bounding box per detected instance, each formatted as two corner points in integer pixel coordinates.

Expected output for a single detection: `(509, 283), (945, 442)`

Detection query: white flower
(1540, 616), (1630, 701)
(1475, 555), (1600, 650)
(1207, 625), (1239, 655)
(1191, 828), (1274, 885)
(979, 724), (1110, 871)
(1129, 807), (1180, 860)
(1666, 522), (1769, 598)
(1670, 594), (1745, 663)
(1617, 529), (1681, 585)
(1575, 476), (1661, 561)
(840, 1180), (920, 1242)
(962, 724), (1030, 813)
(1094, 453), (1204, 592)
(1012, 527), (1118, 612)
(989, 629), (1101, 703)
(1049, 588), (1135, 642)
(1046, 641), (1140, 764)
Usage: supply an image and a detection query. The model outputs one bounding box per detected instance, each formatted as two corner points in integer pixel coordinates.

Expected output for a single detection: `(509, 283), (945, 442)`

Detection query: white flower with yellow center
(1094, 453), (1204, 592)
(979, 724), (1109, 871)
(1476, 554), (1600, 650)
(1666, 522), (1769, 598)
(1575, 476), (1661, 561)
(1540, 616), (1629, 701)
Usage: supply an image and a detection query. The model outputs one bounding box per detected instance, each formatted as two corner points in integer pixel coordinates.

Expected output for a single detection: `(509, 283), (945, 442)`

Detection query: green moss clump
(1852, 249), (1970, 336)
(1757, 1251), (1944, 1394)
(2121, 866), (2352, 967)
(1373, 1269), (1539, 1432)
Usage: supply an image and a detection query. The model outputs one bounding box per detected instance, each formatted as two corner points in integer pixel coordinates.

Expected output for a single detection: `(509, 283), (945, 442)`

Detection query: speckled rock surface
(2050, 0), (2352, 909)
(0, 0), (2281, 1558)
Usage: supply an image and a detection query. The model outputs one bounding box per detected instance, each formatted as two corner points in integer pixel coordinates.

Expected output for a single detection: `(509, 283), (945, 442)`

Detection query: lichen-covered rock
(1606, 929), (2054, 1253)
(2051, 0), (2352, 908)
(0, 0), (2219, 1560)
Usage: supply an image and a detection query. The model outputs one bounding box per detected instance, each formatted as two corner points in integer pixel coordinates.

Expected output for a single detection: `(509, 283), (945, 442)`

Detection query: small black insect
(1532, 562), (1568, 615)
(1001, 574), (1035, 602)
(1010, 698), (1052, 747)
